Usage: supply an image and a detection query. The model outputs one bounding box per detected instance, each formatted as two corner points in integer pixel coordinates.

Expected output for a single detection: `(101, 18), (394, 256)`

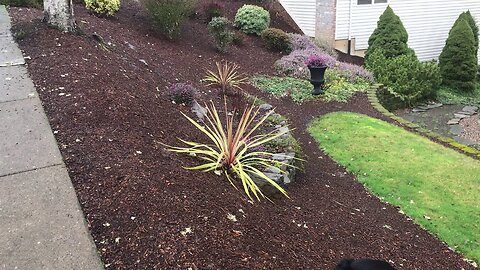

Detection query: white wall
(336, 0), (480, 62)
(278, 0), (317, 37)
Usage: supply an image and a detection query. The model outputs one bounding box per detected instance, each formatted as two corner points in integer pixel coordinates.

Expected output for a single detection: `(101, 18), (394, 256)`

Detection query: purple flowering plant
(305, 54), (335, 68)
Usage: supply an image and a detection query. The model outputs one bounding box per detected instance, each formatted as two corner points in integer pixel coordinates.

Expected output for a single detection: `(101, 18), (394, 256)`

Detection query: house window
(358, 0), (388, 4)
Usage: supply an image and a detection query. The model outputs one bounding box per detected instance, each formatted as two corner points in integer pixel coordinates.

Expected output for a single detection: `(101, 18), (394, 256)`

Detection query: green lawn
(308, 112), (480, 263)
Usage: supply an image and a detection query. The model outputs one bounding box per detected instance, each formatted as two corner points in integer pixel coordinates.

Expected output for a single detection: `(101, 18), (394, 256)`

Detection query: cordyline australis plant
(164, 100), (294, 201)
(203, 61), (247, 92)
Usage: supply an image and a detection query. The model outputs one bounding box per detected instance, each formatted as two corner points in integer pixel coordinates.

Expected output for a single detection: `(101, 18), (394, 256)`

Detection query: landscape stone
(283, 174), (291, 184)
(447, 119), (460, 125)
(462, 106), (478, 113)
(426, 103), (443, 109)
(454, 113), (469, 119)
(458, 110), (474, 116)
(259, 103), (273, 111)
(449, 125), (463, 135)
(191, 100), (207, 121)
(266, 166), (281, 174)
(412, 108), (426, 113)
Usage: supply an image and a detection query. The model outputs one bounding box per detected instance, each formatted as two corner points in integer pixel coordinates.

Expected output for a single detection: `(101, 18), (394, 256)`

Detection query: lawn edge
(367, 85), (480, 159)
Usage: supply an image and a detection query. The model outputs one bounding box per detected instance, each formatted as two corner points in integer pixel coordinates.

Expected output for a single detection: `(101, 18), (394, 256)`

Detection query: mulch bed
(10, 2), (476, 269)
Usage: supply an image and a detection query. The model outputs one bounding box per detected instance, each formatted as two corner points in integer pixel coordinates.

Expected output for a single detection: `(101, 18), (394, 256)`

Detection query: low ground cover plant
(250, 72), (370, 103)
(164, 101), (291, 201)
(203, 61), (247, 93)
(261, 28), (291, 52)
(167, 83), (197, 105)
(275, 50), (336, 79)
(308, 112), (480, 264)
(437, 84), (480, 105)
(208, 17), (234, 53)
(143, 0), (196, 39)
(85, 0), (120, 16)
(234, 4), (270, 35)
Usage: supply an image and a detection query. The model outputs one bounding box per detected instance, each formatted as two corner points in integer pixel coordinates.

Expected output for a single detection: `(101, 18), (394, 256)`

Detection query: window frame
(357, 0), (388, 5)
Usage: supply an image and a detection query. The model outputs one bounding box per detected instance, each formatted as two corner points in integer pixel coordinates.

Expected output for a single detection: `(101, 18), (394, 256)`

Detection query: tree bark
(43, 0), (77, 32)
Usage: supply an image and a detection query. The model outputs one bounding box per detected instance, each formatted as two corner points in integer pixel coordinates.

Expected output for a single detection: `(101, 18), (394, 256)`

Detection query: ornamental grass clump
(164, 101), (292, 201)
(234, 4), (270, 35)
(143, 0), (196, 39)
(203, 61), (247, 92)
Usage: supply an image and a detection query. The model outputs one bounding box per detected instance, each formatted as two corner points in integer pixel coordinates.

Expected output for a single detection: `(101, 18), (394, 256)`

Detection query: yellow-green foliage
(85, 0), (120, 16)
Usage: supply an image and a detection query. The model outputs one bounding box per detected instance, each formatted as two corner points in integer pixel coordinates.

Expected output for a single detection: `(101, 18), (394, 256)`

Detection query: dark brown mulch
(10, 3), (475, 270)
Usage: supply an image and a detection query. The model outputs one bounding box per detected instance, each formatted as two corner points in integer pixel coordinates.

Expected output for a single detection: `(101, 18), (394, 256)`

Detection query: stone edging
(367, 85), (480, 159)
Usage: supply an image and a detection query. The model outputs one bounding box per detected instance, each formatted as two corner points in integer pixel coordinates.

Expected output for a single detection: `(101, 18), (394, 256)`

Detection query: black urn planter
(308, 65), (327, 95)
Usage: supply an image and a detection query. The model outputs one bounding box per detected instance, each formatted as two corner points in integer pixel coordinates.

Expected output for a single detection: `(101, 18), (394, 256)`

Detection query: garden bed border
(367, 84), (480, 159)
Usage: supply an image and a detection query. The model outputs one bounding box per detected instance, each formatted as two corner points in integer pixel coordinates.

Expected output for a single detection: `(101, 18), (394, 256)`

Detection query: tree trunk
(43, 0), (77, 32)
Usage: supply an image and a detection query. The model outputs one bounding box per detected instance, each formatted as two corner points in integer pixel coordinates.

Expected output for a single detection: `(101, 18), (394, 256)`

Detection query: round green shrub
(368, 49), (441, 104)
(261, 28), (291, 52)
(439, 18), (478, 92)
(208, 17), (234, 53)
(365, 6), (410, 64)
(234, 4), (270, 35)
(85, 0), (120, 16)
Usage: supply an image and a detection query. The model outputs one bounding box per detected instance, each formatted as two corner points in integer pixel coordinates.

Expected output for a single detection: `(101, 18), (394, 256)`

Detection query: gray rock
(463, 106), (478, 113)
(266, 166), (281, 174)
(454, 113), (469, 119)
(447, 119), (460, 125)
(278, 126), (289, 134)
(426, 103), (443, 109)
(453, 136), (475, 146)
(264, 172), (283, 184)
(191, 100), (207, 121)
(283, 174), (291, 185)
(412, 108), (426, 113)
(458, 110), (474, 116)
(259, 103), (273, 111)
(272, 153), (286, 161)
(449, 125), (463, 135)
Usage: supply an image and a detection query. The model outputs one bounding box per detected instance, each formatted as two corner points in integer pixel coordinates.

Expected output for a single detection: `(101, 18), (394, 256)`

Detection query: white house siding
(278, 0), (317, 37)
(335, 0), (480, 62)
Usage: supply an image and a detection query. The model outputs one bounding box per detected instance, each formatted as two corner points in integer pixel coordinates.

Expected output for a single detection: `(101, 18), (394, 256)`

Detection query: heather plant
(204, 1), (225, 22)
(305, 54), (334, 67)
(314, 38), (338, 58)
(163, 101), (293, 201)
(85, 0), (120, 16)
(143, 0), (196, 39)
(274, 49), (336, 79)
(287, 33), (317, 51)
(208, 17), (234, 53)
(336, 62), (374, 83)
(439, 17), (477, 92)
(261, 28), (291, 52)
(167, 83), (197, 105)
(234, 5), (270, 35)
(365, 6), (411, 65)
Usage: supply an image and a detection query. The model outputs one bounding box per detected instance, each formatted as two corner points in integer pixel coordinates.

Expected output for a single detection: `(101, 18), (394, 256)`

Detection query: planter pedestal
(308, 65), (327, 95)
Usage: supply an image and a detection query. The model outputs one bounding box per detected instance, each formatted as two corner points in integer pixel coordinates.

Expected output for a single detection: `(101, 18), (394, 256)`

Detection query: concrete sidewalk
(0, 6), (103, 269)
